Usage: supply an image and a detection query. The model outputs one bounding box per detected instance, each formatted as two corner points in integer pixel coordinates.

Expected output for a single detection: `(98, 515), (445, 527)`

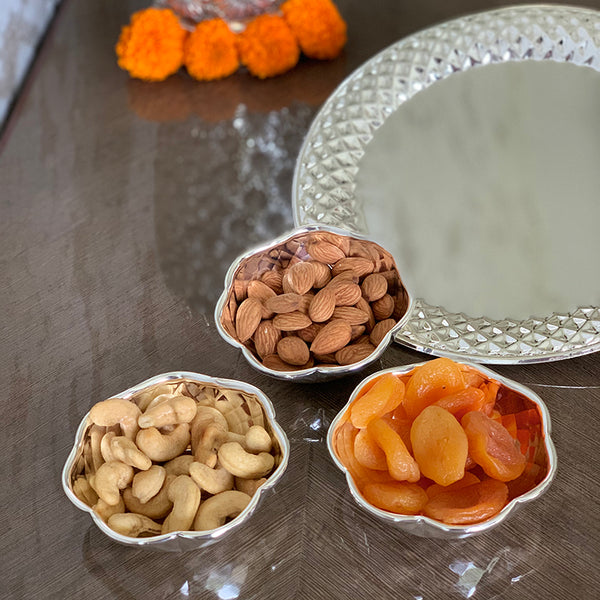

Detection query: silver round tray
(292, 4), (600, 364)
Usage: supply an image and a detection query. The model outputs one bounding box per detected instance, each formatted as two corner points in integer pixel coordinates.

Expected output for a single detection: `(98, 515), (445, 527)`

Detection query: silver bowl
(215, 225), (413, 383)
(62, 372), (290, 551)
(327, 361), (557, 539)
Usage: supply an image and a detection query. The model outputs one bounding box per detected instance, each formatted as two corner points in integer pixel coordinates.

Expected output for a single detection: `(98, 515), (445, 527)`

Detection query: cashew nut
(217, 442), (275, 479)
(92, 461), (134, 506)
(215, 401), (251, 435)
(72, 476), (99, 507)
(164, 454), (195, 476)
(144, 393), (176, 413)
(234, 477), (267, 497)
(89, 398), (141, 440)
(189, 462), (234, 495)
(161, 475), (201, 534)
(135, 423), (190, 462)
(193, 423), (227, 466)
(108, 513), (162, 537)
(138, 395), (197, 429)
(244, 425), (272, 453)
(109, 436), (152, 471)
(135, 384), (176, 412)
(191, 406), (228, 439)
(100, 430), (117, 462)
(123, 475), (175, 519)
(193, 490), (251, 531)
(89, 425), (105, 472)
(132, 465), (166, 503)
(94, 496), (125, 522)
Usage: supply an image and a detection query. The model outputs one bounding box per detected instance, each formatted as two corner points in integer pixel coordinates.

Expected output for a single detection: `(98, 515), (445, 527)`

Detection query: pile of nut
(71, 380), (281, 538)
(220, 231), (409, 371)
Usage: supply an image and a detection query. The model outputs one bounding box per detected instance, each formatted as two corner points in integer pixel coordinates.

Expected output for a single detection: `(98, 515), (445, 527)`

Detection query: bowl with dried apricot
(328, 357), (557, 538)
(215, 225), (412, 382)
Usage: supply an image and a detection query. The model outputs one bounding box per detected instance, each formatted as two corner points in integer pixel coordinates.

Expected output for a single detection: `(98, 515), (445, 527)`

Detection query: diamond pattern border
(292, 4), (600, 363)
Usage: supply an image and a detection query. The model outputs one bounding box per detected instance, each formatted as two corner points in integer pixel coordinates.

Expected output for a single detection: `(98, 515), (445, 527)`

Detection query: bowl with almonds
(215, 225), (413, 382)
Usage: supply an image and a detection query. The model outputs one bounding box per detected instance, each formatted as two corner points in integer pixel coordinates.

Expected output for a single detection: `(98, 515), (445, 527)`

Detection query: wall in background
(0, 0), (61, 125)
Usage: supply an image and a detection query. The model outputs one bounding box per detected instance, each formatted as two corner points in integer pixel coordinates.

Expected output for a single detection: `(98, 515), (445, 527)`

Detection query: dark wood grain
(1, 0), (599, 598)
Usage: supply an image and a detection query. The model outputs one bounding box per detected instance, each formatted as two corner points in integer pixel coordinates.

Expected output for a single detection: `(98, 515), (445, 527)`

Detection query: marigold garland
(115, 8), (187, 82)
(281, 0), (347, 60)
(116, 2), (347, 82)
(185, 19), (240, 81)
(237, 14), (300, 79)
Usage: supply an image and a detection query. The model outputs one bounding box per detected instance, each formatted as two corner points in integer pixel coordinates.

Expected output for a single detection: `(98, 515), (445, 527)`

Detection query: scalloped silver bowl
(62, 372), (290, 551)
(214, 224), (414, 383)
(327, 361), (557, 539)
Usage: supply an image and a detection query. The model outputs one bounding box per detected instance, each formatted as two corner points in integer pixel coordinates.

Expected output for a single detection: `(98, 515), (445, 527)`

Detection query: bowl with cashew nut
(62, 372), (289, 551)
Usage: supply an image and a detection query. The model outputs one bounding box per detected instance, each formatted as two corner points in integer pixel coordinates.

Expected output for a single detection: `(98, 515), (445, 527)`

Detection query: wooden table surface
(1, 1), (599, 598)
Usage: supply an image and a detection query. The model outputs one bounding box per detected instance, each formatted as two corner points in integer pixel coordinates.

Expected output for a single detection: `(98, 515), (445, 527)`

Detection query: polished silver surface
(293, 4), (600, 364)
(214, 224), (414, 383)
(62, 372), (290, 551)
(327, 361), (557, 539)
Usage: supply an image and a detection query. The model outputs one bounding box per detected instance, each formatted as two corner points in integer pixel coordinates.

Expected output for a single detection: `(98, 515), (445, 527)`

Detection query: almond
(310, 319), (352, 355)
(369, 318), (396, 346)
(273, 311), (312, 331)
(297, 322), (323, 343)
(327, 271), (359, 291)
(306, 240), (345, 264)
(378, 270), (399, 291)
(348, 240), (380, 261)
(277, 337), (310, 366)
(261, 270), (284, 294)
(350, 325), (366, 340)
(298, 292), (314, 314)
(262, 354), (301, 371)
(286, 262), (315, 295)
(248, 280), (277, 302)
(393, 293), (409, 320)
(355, 297), (376, 331)
(233, 279), (248, 302)
(265, 293), (302, 314)
(372, 294), (395, 320)
(235, 298), (263, 342)
(335, 343), (376, 365)
(310, 232), (350, 255)
(361, 273), (388, 302)
(333, 282), (362, 306)
(221, 295), (238, 339)
(309, 287), (336, 322)
(331, 257), (375, 278)
(312, 352), (338, 364)
(253, 320), (281, 358)
(282, 272), (295, 294)
(331, 306), (369, 325)
(309, 261), (332, 288)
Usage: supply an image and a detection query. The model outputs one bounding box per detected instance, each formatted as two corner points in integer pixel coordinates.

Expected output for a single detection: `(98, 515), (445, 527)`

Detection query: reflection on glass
(355, 61), (600, 320)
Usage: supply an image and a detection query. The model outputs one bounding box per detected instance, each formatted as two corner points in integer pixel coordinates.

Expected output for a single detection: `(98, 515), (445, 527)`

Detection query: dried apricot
(461, 411), (526, 482)
(350, 373), (405, 429)
(480, 380), (500, 416)
(362, 482), (428, 514)
(382, 414), (413, 454)
(426, 472), (481, 499)
(354, 428), (388, 471)
(404, 357), (466, 419)
(423, 478), (508, 525)
(367, 418), (420, 482)
(433, 387), (486, 421)
(334, 422), (393, 487)
(410, 405), (468, 486)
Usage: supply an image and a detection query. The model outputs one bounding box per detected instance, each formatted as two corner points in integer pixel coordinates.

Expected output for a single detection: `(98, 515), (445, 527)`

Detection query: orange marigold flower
(115, 8), (187, 82)
(281, 0), (347, 60)
(238, 14), (300, 79)
(185, 19), (239, 81)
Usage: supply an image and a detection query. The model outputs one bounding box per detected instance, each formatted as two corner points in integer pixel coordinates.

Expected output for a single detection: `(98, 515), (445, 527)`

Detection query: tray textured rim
(292, 4), (600, 364)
